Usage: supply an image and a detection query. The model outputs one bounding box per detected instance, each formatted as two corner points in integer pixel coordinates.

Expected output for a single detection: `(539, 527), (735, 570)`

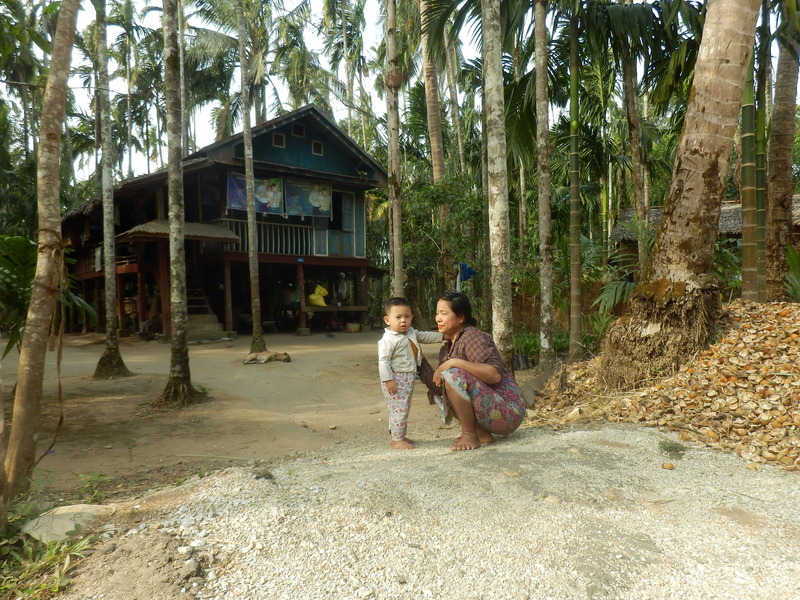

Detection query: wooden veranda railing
(213, 218), (314, 255)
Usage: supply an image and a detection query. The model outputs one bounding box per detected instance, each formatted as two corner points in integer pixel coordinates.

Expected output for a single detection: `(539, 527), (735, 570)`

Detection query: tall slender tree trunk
(600, 0), (760, 389)
(766, 14), (799, 300)
(741, 56), (758, 301)
(620, 1), (647, 274)
(534, 0), (555, 371)
(3, 0), (80, 503)
(482, 0), (513, 364)
(419, 0), (452, 289)
(94, 0), (133, 379)
(754, 0), (769, 301)
(386, 0), (404, 297)
(445, 35), (466, 172)
(567, 15), (582, 362)
(156, 0), (197, 408)
(236, 0), (266, 353)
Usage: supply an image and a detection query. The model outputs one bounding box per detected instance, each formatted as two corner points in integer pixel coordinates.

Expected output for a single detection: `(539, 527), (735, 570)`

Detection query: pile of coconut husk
(525, 299), (800, 470)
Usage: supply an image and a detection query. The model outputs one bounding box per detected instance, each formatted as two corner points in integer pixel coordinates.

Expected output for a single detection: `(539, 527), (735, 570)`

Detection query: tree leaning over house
(155, 0), (198, 408)
(599, 0), (761, 389)
(3, 0), (81, 503)
(94, 0), (134, 379)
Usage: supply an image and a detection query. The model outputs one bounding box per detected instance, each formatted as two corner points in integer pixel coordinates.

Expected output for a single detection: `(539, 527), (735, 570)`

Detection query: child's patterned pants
(381, 372), (415, 441)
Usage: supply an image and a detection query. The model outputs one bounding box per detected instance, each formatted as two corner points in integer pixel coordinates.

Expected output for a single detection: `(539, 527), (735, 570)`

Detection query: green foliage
(785, 244), (800, 301)
(0, 236), (37, 357)
(713, 238), (742, 300)
(77, 472), (108, 504)
(581, 312), (614, 354)
(0, 235), (96, 358)
(513, 331), (540, 357)
(0, 499), (94, 599)
(593, 279), (636, 315)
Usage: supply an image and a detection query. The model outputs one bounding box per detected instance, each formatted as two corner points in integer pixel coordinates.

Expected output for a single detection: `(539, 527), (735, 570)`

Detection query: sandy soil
(1, 329), (455, 504)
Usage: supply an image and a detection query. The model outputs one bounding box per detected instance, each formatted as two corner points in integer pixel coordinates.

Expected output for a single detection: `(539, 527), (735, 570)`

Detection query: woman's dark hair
(437, 291), (477, 326)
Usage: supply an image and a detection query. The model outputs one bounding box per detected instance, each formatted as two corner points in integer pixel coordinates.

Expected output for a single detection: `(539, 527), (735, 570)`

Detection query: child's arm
(377, 336), (398, 394)
(415, 330), (444, 345)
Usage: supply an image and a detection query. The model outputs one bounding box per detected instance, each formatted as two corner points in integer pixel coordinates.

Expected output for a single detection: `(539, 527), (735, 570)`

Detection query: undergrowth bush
(0, 500), (94, 599)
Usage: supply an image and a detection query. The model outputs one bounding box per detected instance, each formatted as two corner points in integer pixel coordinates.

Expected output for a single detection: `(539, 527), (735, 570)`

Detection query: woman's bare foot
(390, 439), (415, 450)
(452, 431), (481, 451)
(402, 436), (415, 444)
(454, 431), (494, 446)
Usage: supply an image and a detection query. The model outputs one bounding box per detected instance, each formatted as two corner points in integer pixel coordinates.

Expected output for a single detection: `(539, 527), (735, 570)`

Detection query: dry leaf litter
(527, 299), (800, 470)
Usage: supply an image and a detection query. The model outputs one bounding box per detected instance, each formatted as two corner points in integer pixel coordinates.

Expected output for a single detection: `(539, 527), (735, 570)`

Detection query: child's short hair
(384, 296), (411, 314)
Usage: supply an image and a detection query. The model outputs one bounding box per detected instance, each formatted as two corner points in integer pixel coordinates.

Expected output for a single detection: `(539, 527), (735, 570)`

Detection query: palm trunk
(445, 34), (466, 172)
(620, 2), (647, 274)
(600, 0), (760, 389)
(4, 0), (80, 502)
(237, 0), (266, 354)
(156, 0), (197, 408)
(482, 0), (513, 364)
(568, 15), (582, 362)
(386, 0), (404, 297)
(534, 0), (555, 370)
(94, 0), (133, 379)
(741, 56), (758, 301)
(766, 11), (799, 300)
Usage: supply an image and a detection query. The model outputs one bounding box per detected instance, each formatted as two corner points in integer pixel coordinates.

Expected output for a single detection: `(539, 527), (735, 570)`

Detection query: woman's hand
(433, 359), (457, 386)
(384, 380), (398, 395)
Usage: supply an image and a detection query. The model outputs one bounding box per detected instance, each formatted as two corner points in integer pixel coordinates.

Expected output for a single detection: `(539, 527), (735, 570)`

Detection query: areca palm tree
(386, 0), (404, 297)
(93, 0), (133, 379)
(766, 2), (800, 300)
(482, 0), (513, 362)
(156, 0), (197, 408)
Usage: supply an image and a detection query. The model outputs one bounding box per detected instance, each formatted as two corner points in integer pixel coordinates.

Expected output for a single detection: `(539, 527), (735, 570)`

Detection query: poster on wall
(255, 177), (283, 214)
(284, 179), (332, 218)
(226, 173), (284, 214)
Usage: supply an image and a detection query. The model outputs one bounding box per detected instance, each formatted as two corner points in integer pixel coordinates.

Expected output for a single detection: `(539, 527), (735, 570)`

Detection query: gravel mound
(104, 425), (800, 600)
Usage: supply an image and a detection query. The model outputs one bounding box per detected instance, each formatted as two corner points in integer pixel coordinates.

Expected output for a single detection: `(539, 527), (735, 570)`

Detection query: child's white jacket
(378, 327), (443, 382)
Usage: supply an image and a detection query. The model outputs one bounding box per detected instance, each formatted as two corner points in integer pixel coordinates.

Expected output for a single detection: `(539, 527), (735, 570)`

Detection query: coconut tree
(93, 0), (133, 379)
(599, 0), (761, 389)
(156, 0), (198, 408)
(3, 0), (81, 503)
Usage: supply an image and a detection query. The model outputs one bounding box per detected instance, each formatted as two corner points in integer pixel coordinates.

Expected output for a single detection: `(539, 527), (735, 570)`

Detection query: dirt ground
(1, 329), (461, 504)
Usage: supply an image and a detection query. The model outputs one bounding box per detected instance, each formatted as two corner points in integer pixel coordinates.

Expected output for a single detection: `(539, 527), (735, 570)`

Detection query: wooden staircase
(184, 272), (237, 341)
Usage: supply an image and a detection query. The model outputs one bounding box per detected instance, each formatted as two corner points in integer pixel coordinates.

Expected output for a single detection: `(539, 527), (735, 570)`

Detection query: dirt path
(2, 330), (453, 503)
(4, 330), (799, 600)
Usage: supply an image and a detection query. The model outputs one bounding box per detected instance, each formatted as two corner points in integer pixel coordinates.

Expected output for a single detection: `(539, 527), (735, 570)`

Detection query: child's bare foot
(452, 432), (481, 451)
(390, 439), (415, 450)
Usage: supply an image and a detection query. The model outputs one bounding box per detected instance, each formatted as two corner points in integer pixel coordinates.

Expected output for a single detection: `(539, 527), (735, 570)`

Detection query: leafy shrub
(785, 244), (800, 301)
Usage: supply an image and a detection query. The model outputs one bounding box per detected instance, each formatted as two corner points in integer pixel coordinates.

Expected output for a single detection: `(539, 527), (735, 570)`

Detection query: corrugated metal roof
(117, 220), (240, 243)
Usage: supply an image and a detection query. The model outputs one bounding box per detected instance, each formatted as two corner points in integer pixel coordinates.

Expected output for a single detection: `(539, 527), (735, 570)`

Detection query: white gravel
(153, 424), (800, 600)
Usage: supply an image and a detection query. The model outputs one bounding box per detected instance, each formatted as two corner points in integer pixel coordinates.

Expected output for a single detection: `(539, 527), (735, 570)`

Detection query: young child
(378, 297), (443, 449)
